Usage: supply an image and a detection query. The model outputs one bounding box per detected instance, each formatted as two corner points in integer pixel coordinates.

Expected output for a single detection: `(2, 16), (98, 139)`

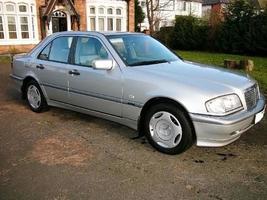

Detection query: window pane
(20, 17), (28, 23)
(74, 37), (108, 67)
(98, 8), (104, 14)
(98, 18), (104, 31)
(7, 16), (17, 39)
(90, 17), (95, 31)
(0, 16), (3, 38)
(90, 7), (95, 14)
(21, 32), (29, 38)
(116, 9), (121, 15)
(107, 18), (113, 31)
(9, 32), (17, 39)
(116, 19), (121, 31)
(21, 24), (28, 31)
(19, 5), (27, 12)
(6, 4), (15, 12)
(7, 16), (15, 23)
(107, 8), (113, 14)
(8, 24), (16, 31)
(141, 2), (145, 7)
(49, 37), (73, 63)
(183, 2), (186, 11)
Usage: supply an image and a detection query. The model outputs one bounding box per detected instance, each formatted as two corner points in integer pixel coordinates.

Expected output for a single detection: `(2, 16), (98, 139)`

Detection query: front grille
(244, 85), (259, 110)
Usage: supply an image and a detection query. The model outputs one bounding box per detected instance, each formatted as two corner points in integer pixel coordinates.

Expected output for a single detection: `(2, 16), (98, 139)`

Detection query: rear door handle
(68, 69), (80, 76)
(36, 64), (45, 69)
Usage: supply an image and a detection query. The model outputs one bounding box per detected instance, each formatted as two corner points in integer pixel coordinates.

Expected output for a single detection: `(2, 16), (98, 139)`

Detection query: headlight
(206, 94), (243, 115)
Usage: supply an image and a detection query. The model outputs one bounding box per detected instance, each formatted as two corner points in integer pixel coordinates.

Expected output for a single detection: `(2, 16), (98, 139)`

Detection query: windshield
(107, 34), (179, 66)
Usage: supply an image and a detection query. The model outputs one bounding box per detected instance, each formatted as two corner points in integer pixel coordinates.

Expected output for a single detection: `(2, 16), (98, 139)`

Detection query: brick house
(202, 0), (267, 22)
(202, 0), (228, 21)
(0, 0), (135, 54)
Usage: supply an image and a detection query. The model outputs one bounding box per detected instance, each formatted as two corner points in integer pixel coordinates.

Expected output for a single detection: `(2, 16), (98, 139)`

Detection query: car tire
(25, 80), (48, 113)
(144, 103), (194, 155)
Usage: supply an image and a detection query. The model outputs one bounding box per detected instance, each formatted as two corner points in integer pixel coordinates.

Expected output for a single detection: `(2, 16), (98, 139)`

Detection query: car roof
(51, 31), (144, 37)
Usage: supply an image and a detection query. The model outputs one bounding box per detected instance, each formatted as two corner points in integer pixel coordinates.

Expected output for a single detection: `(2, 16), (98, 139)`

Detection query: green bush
(155, 0), (267, 56)
(216, 0), (267, 55)
(154, 26), (174, 48)
(171, 16), (208, 50)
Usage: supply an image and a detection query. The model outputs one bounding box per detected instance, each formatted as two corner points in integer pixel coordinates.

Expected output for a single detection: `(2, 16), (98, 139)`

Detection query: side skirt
(47, 99), (138, 130)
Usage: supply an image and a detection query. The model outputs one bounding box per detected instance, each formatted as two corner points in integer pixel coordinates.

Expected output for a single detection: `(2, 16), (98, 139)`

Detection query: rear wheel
(25, 80), (48, 112)
(144, 103), (194, 155)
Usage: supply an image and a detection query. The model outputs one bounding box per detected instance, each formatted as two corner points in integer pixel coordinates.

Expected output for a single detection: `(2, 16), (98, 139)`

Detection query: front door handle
(68, 69), (80, 76)
(36, 64), (45, 69)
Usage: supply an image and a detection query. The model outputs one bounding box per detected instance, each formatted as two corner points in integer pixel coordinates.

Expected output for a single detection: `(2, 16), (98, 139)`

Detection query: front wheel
(144, 103), (194, 155)
(25, 80), (48, 112)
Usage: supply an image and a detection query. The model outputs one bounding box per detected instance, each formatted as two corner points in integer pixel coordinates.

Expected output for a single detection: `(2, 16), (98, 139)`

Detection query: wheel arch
(21, 76), (40, 99)
(138, 97), (196, 141)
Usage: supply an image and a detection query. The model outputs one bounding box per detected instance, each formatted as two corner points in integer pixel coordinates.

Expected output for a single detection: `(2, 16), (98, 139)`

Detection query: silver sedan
(10, 32), (266, 154)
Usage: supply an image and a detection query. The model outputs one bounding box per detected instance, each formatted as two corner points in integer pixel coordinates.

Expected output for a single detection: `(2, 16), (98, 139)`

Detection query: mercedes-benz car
(10, 31), (265, 154)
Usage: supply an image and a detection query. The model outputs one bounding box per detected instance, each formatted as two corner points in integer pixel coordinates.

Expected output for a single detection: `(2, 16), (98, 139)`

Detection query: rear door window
(49, 36), (73, 63)
(38, 36), (73, 63)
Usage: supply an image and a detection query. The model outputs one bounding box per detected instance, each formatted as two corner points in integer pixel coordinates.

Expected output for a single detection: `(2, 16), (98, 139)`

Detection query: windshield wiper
(128, 59), (169, 66)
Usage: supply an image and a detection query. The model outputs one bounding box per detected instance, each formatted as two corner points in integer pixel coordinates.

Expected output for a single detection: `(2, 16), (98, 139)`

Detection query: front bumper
(190, 95), (266, 147)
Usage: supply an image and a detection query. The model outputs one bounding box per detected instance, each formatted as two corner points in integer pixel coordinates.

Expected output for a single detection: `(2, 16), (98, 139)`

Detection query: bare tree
(145, 0), (174, 35)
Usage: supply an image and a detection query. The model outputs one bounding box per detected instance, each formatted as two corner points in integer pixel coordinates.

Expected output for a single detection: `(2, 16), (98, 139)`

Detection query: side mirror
(92, 59), (113, 70)
(39, 54), (48, 60)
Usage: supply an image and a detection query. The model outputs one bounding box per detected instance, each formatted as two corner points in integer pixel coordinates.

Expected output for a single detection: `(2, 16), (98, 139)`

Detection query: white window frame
(6, 15), (17, 39)
(86, 0), (127, 32)
(0, 3), (3, 13)
(19, 15), (30, 39)
(18, 4), (28, 13)
(0, 15), (4, 39)
(0, 0), (39, 45)
(5, 3), (16, 13)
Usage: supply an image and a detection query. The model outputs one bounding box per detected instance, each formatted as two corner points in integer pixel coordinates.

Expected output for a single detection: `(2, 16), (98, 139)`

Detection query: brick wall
(128, 0), (135, 32)
(74, 0), (87, 31)
(0, 45), (36, 55)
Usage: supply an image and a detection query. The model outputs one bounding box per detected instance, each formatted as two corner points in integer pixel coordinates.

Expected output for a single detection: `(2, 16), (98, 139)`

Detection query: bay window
(86, 0), (127, 32)
(0, 0), (38, 44)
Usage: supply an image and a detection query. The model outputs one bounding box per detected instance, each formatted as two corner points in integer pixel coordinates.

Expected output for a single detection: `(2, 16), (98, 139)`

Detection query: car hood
(133, 60), (255, 92)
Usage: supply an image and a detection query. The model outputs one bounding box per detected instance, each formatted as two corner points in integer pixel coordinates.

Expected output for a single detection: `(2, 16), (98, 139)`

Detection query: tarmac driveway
(0, 63), (266, 200)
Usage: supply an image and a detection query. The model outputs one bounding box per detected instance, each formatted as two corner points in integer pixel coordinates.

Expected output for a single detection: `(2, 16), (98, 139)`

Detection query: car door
(68, 36), (123, 117)
(34, 36), (74, 103)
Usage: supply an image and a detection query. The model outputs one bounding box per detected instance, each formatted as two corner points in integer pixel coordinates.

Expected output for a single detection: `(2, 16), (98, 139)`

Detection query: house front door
(52, 10), (67, 33)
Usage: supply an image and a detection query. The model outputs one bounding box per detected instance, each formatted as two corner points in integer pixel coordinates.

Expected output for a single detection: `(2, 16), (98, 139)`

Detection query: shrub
(171, 16), (208, 50)
(155, 0), (267, 56)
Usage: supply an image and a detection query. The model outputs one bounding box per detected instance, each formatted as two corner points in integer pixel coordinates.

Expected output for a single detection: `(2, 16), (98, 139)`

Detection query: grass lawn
(176, 50), (267, 94)
(0, 55), (11, 64)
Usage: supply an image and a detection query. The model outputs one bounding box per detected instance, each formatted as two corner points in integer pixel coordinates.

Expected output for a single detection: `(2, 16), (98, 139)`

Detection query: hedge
(155, 0), (267, 56)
